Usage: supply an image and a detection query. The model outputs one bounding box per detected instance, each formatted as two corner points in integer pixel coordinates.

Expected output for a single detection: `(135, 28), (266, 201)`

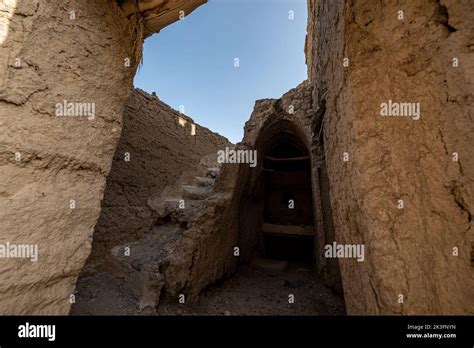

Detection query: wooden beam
(264, 155), (310, 162)
(262, 223), (314, 237)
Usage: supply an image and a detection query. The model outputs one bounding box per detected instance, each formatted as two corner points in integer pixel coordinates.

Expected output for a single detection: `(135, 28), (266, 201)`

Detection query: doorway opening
(261, 129), (315, 264)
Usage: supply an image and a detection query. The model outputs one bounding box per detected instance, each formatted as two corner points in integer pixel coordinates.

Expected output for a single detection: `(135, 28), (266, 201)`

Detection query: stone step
(199, 152), (220, 168)
(147, 197), (181, 217)
(160, 198), (185, 216)
(207, 167), (220, 179)
(163, 198), (183, 208)
(194, 176), (215, 187)
(182, 185), (211, 200)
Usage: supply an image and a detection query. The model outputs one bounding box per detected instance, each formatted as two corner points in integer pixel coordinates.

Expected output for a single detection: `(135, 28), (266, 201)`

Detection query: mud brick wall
(86, 89), (231, 264)
(307, 0), (474, 314)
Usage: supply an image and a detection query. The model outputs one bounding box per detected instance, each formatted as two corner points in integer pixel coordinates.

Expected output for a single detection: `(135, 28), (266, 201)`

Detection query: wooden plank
(264, 155), (310, 162)
(262, 223), (314, 237)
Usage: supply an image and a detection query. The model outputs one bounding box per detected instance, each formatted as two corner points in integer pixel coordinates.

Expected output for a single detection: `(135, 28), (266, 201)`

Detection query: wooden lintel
(262, 223), (314, 237)
(264, 155), (310, 162)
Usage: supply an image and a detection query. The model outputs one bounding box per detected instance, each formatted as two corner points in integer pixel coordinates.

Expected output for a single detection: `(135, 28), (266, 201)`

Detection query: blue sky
(134, 0), (308, 143)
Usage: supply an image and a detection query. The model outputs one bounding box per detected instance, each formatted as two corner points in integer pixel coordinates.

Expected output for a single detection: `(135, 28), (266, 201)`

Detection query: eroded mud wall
(162, 83), (320, 300)
(307, 0), (474, 314)
(119, 0), (207, 38)
(0, 0), (136, 315)
(85, 88), (231, 266)
(0, 0), (206, 315)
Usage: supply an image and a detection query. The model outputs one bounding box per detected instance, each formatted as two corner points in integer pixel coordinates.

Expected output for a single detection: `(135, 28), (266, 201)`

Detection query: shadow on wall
(78, 88), (232, 272)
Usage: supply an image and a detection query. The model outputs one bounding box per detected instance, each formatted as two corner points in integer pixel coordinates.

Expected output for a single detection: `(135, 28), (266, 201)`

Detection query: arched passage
(260, 125), (315, 263)
(238, 119), (319, 266)
(225, 117), (346, 315)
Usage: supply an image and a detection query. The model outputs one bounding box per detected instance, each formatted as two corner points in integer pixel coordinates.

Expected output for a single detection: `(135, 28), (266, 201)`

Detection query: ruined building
(0, 0), (472, 315)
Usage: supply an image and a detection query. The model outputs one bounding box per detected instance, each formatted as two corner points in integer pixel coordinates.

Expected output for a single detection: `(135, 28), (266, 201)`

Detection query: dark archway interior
(237, 119), (317, 266)
(261, 130), (315, 263)
(231, 118), (345, 314)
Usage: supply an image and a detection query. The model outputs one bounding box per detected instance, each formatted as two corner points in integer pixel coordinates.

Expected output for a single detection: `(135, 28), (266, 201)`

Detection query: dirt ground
(158, 260), (346, 316)
(71, 244), (346, 316)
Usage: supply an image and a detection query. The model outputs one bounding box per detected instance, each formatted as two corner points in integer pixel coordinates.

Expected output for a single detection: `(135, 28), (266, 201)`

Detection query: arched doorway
(237, 118), (320, 267)
(260, 128), (315, 264)
(228, 117), (345, 315)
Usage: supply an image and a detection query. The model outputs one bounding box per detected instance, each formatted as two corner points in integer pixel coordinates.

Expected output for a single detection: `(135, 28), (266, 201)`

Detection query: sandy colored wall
(0, 0), (137, 315)
(162, 83), (319, 300)
(0, 0), (206, 315)
(308, 0), (474, 314)
(86, 88), (231, 265)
